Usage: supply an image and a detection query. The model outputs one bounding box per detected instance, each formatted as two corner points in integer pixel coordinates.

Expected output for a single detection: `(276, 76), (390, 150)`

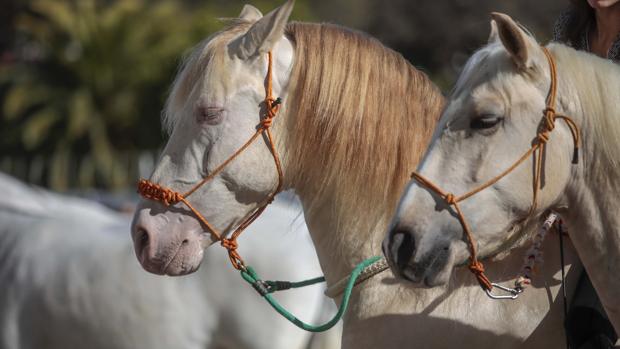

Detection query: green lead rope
(240, 255), (382, 332)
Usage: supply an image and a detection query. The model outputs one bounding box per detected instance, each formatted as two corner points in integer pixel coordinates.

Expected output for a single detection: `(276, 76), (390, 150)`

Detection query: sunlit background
(1, 0), (567, 192)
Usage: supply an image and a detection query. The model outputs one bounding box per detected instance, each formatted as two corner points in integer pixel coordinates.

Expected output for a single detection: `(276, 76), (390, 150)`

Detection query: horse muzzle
(131, 206), (208, 276)
(383, 223), (459, 287)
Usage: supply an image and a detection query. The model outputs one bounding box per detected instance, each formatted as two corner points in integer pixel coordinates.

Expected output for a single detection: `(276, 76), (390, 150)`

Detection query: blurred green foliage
(0, 0), (566, 190)
(0, 0), (314, 190)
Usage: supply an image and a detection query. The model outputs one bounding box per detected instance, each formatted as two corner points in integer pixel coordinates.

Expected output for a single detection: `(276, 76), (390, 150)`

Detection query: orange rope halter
(137, 52), (284, 270)
(411, 47), (580, 292)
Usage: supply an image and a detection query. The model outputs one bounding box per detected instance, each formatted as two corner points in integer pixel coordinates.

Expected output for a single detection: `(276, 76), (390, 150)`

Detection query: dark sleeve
(609, 38), (620, 62)
(552, 10), (573, 44)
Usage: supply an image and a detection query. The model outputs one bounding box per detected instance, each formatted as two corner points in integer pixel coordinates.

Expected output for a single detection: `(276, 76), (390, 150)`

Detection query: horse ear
(488, 19), (499, 44)
(231, 0), (294, 59)
(239, 5), (263, 22)
(491, 12), (538, 70)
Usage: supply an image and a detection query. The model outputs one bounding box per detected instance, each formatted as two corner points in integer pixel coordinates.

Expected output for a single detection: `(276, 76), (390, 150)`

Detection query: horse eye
(196, 106), (224, 125)
(470, 114), (502, 130)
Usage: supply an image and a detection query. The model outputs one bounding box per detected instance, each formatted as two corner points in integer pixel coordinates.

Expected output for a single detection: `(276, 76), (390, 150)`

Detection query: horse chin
(401, 242), (458, 288)
(162, 244), (205, 276)
(137, 235), (206, 277)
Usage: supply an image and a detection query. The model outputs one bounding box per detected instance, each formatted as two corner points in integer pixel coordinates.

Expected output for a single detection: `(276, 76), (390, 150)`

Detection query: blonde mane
(549, 43), (620, 172)
(282, 22), (444, 232)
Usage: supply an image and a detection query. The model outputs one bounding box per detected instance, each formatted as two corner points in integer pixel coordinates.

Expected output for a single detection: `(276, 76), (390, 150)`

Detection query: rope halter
(137, 52), (284, 270)
(411, 46), (580, 296)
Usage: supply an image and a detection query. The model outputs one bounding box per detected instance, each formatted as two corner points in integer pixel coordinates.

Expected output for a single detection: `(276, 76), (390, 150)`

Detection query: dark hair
(566, 0), (595, 45)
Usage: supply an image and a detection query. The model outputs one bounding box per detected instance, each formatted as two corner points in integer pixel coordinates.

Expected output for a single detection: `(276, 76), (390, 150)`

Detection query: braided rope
(324, 257), (390, 298)
(514, 212), (558, 290)
(241, 256), (382, 332)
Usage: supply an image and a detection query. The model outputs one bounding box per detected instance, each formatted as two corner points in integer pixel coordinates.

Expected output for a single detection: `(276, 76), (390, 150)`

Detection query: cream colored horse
(131, 2), (580, 347)
(385, 12), (620, 336)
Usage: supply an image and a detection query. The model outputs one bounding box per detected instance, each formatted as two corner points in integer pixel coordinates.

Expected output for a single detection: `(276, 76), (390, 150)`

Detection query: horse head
(384, 13), (577, 287)
(131, 1), (295, 276)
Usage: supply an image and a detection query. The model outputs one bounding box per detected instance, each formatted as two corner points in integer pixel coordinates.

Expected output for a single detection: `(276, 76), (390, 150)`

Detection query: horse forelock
(162, 20), (253, 135)
(451, 42), (523, 100)
(282, 22), (445, 234)
(452, 47), (491, 98)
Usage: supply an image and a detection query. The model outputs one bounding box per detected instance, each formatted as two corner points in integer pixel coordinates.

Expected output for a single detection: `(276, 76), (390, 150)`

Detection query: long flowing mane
(282, 22), (444, 232)
(549, 43), (620, 172)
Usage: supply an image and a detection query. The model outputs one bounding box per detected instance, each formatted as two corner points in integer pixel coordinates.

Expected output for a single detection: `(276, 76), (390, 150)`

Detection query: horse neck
(296, 189), (390, 284)
(556, 46), (620, 252)
(278, 109), (398, 282)
(276, 25), (445, 283)
(561, 123), (620, 332)
(554, 46), (620, 330)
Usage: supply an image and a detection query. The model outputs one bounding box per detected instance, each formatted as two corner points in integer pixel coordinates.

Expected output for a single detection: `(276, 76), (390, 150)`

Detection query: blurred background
(0, 0), (568, 192)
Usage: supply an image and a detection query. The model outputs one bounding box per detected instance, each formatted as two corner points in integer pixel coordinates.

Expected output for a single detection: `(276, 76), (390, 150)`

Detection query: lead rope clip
(485, 283), (524, 300)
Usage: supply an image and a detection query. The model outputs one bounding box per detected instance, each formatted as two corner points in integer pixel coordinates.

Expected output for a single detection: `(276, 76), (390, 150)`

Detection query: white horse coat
(0, 172), (340, 349)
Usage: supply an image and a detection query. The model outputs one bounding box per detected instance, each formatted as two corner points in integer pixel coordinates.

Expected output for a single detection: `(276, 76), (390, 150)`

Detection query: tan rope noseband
(411, 47), (580, 293)
(137, 52), (283, 270)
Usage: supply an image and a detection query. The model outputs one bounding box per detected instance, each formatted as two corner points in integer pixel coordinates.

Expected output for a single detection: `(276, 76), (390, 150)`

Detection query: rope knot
(137, 179), (182, 206)
(260, 97), (282, 129)
(469, 259), (493, 291)
(265, 97), (281, 118)
(537, 131), (550, 144)
(543, 106), (555, 117)
(261, 116), (274, 128)
(220, 238), (238, 251)
(541, 108), (557, 134)
(445, 193), (456, 205)
(221, 237), (246, 270)
(468, 260), (485, 274)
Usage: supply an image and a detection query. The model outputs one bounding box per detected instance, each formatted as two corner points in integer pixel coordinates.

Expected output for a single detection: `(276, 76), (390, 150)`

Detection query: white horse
(131, 2), (581, 348)
(385, 12), (620, 337)
(0, 172), (338, 349)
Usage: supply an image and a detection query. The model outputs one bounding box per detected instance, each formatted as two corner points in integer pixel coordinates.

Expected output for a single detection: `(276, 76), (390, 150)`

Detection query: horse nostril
(391, 229), (416, 270)
(135, 228), (150, 256)
(181, 238), (189, 245)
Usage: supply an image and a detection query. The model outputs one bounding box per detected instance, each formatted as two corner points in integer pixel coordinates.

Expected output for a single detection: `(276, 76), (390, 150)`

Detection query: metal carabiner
(485, 283), (523, 300)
